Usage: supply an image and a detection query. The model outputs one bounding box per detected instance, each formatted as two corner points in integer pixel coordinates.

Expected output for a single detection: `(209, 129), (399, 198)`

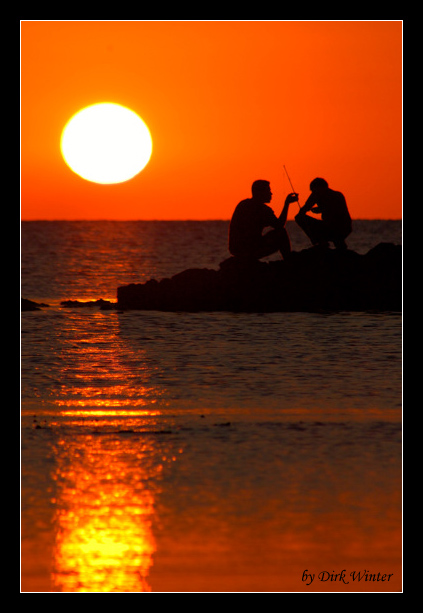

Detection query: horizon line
(21, 218), (403, 222)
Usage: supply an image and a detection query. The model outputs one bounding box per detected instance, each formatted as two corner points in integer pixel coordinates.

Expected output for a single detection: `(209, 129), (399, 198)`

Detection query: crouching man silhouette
(295, 177), (352, 250)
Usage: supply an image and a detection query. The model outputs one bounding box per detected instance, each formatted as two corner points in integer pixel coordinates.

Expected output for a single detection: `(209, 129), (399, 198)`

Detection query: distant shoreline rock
(21, 297), (115, 312)
(60, 298), (116, 310)
(21, 298), (50, 311)
(116, 242), (402, 313)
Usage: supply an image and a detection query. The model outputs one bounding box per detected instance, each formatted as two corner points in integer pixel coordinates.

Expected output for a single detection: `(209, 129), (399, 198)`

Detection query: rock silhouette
(117, 243), (401, 312)
(22, 243), (401, 313)
(21, 298), (50, 311)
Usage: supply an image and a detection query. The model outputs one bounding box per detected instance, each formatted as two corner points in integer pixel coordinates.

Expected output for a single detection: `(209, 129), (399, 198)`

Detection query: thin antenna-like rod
(283, 165), (301, 209)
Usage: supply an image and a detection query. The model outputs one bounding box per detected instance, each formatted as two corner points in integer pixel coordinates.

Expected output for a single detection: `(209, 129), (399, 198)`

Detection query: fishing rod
(283, 165), (301, 209)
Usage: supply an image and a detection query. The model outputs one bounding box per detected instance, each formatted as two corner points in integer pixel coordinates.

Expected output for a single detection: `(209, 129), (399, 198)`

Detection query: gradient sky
(21, 20), (402, 220)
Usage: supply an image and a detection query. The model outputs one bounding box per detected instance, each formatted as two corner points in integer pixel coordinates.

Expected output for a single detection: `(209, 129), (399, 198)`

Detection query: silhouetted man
(229, 180), (298, 260)
(295, 178), (352, 249)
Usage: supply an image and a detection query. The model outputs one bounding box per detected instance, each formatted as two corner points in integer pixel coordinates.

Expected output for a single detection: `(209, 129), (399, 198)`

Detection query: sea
(21, 219), (402, 593)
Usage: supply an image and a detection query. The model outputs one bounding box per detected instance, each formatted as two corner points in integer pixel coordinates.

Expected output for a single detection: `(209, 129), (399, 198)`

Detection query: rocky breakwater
(117, 242), (402, 313)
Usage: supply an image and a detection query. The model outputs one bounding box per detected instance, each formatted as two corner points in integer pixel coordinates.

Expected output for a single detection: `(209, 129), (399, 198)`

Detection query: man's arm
(297, 193), (316, 216)
(278, 193), (299, 227)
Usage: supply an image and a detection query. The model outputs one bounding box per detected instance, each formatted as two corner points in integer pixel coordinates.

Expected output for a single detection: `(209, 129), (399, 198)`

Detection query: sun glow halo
(60, 103), (153, 184)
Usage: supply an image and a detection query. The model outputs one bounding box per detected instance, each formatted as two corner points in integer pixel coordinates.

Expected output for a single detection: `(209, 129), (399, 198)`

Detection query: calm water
(21, 220), (402, 592)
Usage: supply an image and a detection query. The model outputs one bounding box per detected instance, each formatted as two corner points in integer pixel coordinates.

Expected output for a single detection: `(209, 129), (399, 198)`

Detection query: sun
(60, 103), (153, 184)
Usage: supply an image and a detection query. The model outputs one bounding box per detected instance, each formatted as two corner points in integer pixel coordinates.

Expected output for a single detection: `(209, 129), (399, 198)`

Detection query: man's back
(229, 199), (278, 257)
(317, 189), (351, 232)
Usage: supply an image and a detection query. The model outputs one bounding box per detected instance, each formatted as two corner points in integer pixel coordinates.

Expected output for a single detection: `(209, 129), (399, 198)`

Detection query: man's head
(310, 178), (329, 193)
(252, 180), (272, 203)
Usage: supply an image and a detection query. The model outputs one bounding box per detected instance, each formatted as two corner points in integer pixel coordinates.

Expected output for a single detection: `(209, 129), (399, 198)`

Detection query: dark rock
(21, 298), (49, 311)
(117, 269), (222, 312)
(116, 243), (402, 313)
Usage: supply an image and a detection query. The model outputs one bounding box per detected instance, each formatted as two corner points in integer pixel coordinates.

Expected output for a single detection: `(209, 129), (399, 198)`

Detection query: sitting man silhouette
(295, 178), (352, 250)
(229, 180), (298, 260)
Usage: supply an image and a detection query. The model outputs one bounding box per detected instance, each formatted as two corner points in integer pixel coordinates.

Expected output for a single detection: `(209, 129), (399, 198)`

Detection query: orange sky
(21, 20), (402, 220)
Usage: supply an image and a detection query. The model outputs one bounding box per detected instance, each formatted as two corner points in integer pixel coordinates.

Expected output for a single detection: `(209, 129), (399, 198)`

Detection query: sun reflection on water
(50, 310), (167, 411)
(50, 415), (164, 592)
(31, 308), (172, 591)
(59, 409), (162, 417)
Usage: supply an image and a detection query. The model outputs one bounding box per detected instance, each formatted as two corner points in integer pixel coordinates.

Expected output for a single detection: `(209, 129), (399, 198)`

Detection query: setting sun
(22, 21), (402, 220)
(60, 102), (153, 184)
